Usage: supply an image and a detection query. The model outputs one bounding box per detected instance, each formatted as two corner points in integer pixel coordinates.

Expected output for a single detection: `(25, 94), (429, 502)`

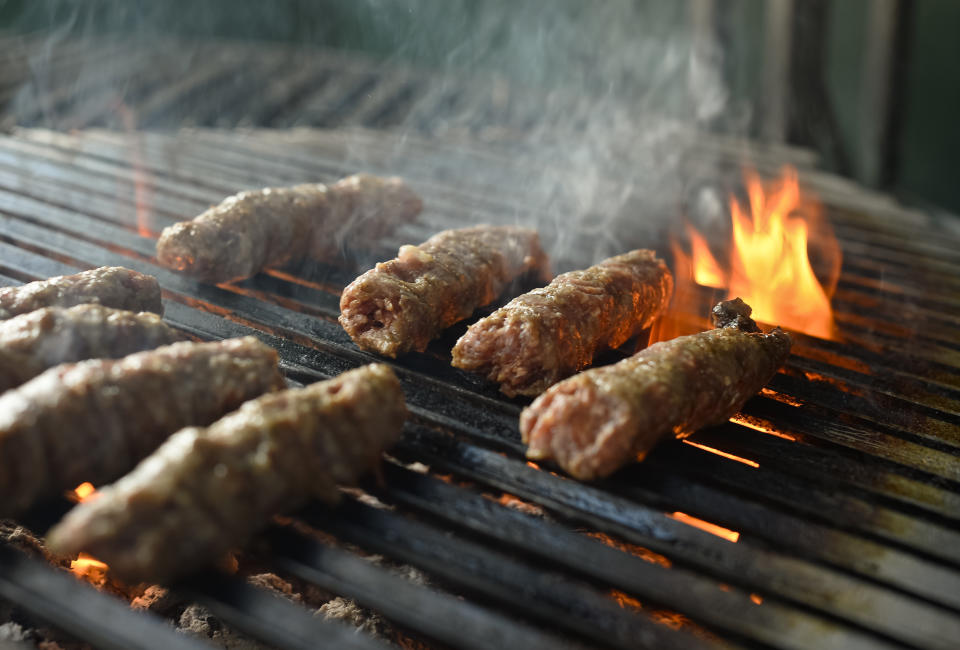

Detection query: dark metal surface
(0, 126), (958, 649)
(0, 546), (208, 650)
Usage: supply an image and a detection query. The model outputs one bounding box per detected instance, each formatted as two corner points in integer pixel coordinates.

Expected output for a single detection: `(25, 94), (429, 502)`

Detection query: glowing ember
(610, 589), (644, 611)
(669, 512), (740, 543)
(70, 553), (108, 581)
(681, 440), (760, 467)
(662, 166), (841, 342)
(69, 481), (98, 503)
(729, 415), (798, 442)
(750, 593), (764, 605)
(585, 532), (672, 568)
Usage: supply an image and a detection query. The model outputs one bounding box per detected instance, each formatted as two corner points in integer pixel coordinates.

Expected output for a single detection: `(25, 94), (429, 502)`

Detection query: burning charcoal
(47, 364), (407, 585)
(0, 305), (185, 394)
(0, 267), (163, 320)
(156, 174), (423, 283)
(340, 225), (551, 357)
(521, 298), (791, 480)
(452, 249), (673, 396)
(0, 337), (284, 517)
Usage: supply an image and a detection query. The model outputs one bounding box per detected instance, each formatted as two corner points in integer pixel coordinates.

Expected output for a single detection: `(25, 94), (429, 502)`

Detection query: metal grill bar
(365, 462), (890, 650)
(303, 500), (720, 650)
(0, 546), (208, 650)
(178, 572), (390, 650)
(264, 527), (581, 650)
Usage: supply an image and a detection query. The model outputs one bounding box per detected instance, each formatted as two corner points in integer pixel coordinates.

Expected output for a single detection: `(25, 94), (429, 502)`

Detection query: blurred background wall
(1, 0), (958, 214)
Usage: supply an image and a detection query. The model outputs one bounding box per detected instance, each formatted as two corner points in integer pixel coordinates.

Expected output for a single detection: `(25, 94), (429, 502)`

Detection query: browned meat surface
(451, 249), (673, 396)
(0, 267), (163, 320)
(339, 225), (551, 358)
(520, 299), (791, 480)
(156, 174), (422, 283)
(48, 364), (407, 584)
(0, 305), (185, 394)
(0, 337), (284, 517)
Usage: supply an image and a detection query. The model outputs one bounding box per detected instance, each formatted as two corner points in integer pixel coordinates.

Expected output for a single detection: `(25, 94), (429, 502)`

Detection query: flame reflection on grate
(669, 512), (740, 543)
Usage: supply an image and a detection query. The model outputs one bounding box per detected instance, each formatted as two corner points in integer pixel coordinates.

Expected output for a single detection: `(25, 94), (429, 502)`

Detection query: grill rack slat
(303, 501), (716, 650)
(393, 433), (960, 649)
(177, 572), (391, 650)
(364, 461), (900, 650)
(0, 546), (208, 650)
(263, 527), (583, 650)
(1, 127), (958, 649)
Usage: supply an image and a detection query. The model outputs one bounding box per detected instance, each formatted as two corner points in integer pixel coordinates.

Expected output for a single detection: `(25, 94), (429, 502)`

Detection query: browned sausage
(0, 305), (185, 394)
(339, 225), (550, 358)
(0, 267), (162, 319)
(156, 174), (422, 283)
(0, 337), (284, 517)
(452, 249), (673, 396)
(47, 364), (407, 584)
(521, 299), (791, 480)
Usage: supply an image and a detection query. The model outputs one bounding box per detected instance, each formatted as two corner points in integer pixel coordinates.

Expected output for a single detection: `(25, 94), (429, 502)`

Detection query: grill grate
(2, 36), (537, 137)
(0, 125), (958, 649)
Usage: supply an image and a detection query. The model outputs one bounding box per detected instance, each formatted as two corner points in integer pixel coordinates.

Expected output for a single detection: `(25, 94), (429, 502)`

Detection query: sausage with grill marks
(521, 299), (792, 480)
(0, 267), (163, 320)
(452, 249), (673, 396)
(156, 174), (423, 283)
(47, 363), (407, 584)
(339, 225), (551, 358)
(0, 305), (186, 394)
(0, 337), (284, 517)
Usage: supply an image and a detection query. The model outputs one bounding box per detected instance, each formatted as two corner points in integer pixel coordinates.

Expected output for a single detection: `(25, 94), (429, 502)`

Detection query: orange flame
(657, 166), (841, 342)
(116, 101), (155, 237)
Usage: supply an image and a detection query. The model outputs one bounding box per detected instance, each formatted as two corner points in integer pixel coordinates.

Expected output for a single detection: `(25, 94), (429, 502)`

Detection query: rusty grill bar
(0, 125), (958, 650)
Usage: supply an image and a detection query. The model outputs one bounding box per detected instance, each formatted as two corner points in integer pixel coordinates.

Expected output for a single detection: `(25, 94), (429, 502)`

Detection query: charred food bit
(339, 225), (551, 358)
(0, 336), (284, 517)
(0, 267), (163, 320)
(452, 249), (674, 396)
(0, 305), (185, 394)
(155, 174), (423, 283)
(520, 299), (791, 480)
(48, 364), (407, 585)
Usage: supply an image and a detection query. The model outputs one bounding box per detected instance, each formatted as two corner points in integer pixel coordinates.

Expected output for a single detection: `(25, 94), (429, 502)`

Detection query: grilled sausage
(0, 305), (185, 394)
(0, 337), (284, 517)
(520, 299), (792, 480)
(156, 174), (423, 283)
(0, 267), (163, 320)
(47, 364), (407, 584)
(339, 225), (551, 358)
(452, 249), (673, 396)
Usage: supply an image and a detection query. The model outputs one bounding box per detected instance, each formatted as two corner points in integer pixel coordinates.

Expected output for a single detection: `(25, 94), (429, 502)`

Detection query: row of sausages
(0, 172), (792, 586)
